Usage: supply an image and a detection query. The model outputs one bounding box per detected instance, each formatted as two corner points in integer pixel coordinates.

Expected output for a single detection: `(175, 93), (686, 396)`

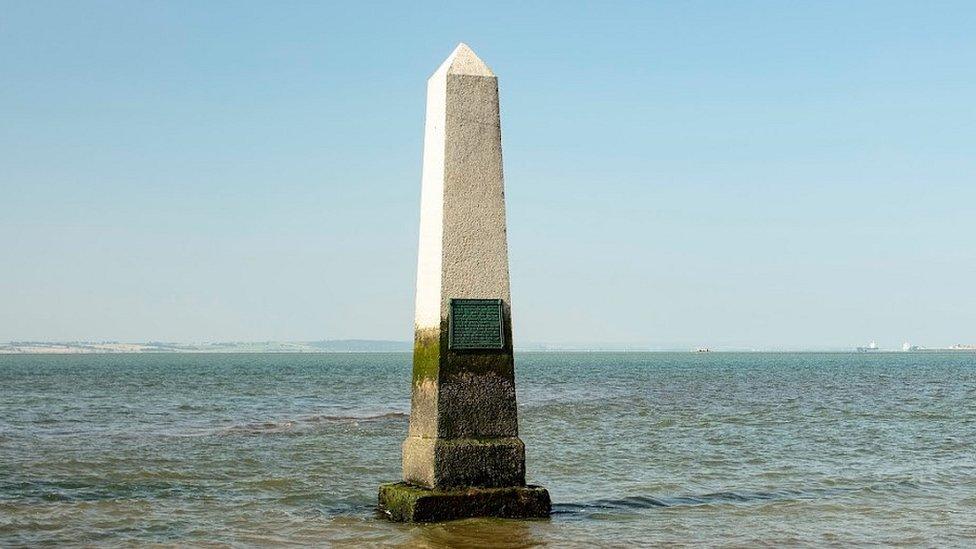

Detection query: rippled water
(2, 352), (975, 546)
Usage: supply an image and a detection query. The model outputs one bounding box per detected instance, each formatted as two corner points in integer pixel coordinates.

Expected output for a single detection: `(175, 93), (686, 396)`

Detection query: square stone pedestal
(378, 482), (551, 523)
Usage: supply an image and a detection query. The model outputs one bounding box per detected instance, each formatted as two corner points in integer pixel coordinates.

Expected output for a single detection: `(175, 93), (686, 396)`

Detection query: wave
(162, 410), (409, 438)
(304, 412), (408, 423)
(219, 421), (298, 435)
(552, 484), (917, 515)
(214, 411), (408, 436)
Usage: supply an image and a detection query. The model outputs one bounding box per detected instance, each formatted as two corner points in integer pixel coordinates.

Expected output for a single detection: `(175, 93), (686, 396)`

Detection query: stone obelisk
(378, 43), (550, 522)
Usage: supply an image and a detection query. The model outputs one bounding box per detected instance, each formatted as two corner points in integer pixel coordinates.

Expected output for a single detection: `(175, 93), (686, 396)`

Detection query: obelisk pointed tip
(433, 43), (494, 78)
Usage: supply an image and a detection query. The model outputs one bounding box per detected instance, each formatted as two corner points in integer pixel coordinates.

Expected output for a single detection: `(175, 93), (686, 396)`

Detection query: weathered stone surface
(380, 43), (549, 522)
(403, 43), (526, 490)
(378, 482), (551, 523)
(402, 437), (525, 488)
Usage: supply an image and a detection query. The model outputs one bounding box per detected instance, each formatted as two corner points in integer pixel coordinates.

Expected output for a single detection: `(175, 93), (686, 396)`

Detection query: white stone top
(431, 43), (494, 79)
(415, 42), (508, 331)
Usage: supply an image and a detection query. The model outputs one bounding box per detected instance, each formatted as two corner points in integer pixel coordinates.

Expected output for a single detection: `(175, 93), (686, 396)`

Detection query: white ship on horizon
(856, 341), (880, 352)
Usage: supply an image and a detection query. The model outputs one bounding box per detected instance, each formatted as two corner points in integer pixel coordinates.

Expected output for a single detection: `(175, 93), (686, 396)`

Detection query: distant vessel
(856, 341), (880, 352)
(902, 342), (921, 352)
(693, 347), (711, 353)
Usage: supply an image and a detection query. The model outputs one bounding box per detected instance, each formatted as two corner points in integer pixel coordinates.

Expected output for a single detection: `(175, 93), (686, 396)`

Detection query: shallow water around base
(1, 352), (975, 546)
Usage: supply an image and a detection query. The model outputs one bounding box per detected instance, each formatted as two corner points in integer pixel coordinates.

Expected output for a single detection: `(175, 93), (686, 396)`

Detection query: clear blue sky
(2, 1), (974, 349)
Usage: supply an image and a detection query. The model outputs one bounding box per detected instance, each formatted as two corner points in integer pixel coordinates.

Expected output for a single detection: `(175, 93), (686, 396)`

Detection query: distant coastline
(2, 340), (974, 354)
(0, 340), (411, 354)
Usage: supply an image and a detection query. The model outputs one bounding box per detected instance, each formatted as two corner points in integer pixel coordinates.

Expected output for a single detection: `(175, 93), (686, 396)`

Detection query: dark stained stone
(378, 482), (551, 523)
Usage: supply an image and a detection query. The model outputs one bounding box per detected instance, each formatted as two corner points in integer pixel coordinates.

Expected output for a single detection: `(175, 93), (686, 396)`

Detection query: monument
(378, 44), (551, 522)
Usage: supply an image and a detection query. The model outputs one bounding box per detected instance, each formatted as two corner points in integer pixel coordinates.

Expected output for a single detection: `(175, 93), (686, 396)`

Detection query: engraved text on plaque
(449, 299), (505, 350)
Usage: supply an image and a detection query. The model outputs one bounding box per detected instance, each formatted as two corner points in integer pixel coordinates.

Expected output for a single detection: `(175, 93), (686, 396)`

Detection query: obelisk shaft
(380, 44), (548, 522)
(403, 44), (524, 489)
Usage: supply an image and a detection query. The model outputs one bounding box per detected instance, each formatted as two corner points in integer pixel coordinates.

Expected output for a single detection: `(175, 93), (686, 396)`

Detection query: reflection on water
(391, 518), (547, 549)
(1, 352), (975, 546)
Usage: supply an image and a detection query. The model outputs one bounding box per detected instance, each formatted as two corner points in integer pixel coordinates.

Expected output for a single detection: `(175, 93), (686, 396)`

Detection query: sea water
(1, 352), (974, 546)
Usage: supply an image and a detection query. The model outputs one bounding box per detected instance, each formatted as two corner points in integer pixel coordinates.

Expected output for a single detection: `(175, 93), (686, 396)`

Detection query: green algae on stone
(411, 328), (441, 386)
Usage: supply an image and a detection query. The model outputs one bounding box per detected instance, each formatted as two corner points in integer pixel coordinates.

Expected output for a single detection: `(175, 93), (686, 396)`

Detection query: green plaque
(449, 299), (505, 350)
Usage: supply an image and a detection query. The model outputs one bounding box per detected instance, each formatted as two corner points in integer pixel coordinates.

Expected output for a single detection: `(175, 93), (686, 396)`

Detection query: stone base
(402, 436), (525, 488)
(378, 482), (551, 523)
